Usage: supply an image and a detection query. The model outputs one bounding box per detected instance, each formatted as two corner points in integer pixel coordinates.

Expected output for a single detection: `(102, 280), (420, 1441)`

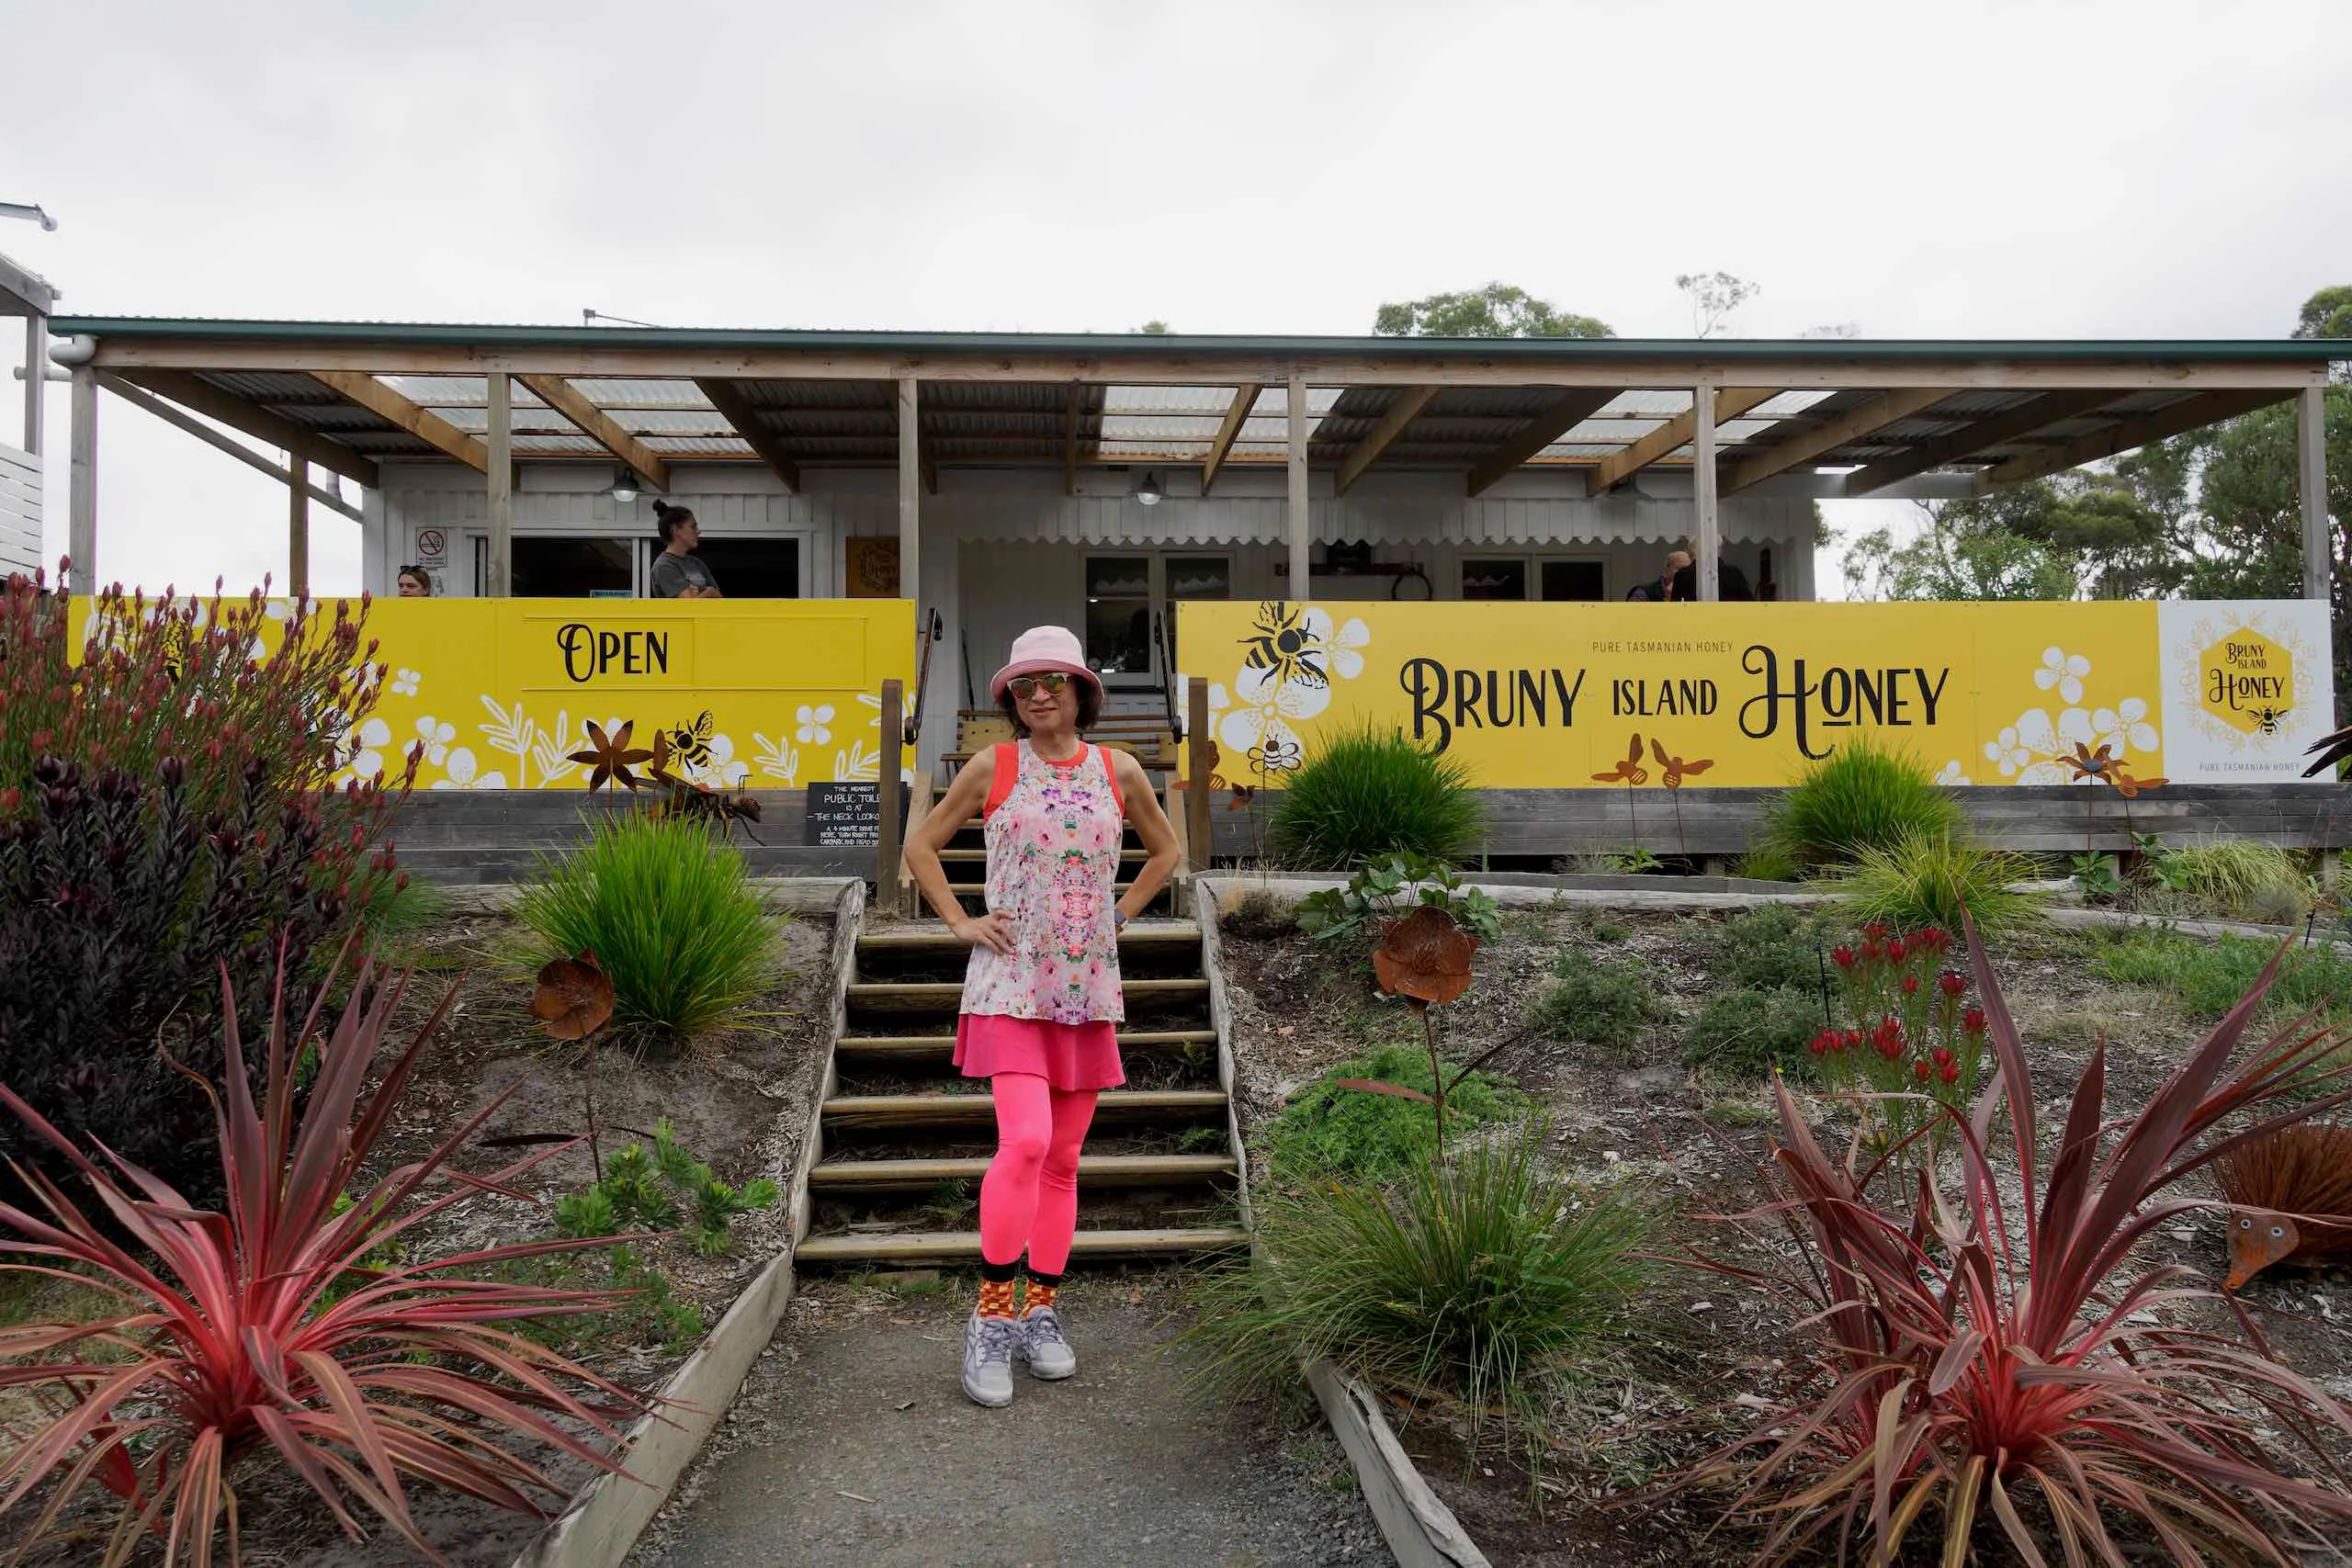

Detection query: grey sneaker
(961, 1313), (1017, 1407)
(1019, 1307), (1077, 1380)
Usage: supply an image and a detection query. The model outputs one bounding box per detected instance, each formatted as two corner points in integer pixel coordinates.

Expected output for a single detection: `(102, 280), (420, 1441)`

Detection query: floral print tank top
(959, 740), (1126, 1025)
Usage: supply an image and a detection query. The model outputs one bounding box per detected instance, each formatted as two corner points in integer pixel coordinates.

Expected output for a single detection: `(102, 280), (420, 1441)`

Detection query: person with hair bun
(396, 565), (433, 598)
(649, 501), (721, 599)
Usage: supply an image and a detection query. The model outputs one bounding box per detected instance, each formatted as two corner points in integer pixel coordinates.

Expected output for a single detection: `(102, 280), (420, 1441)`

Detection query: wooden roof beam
(310, 370), (489, 471)
(111, 369), (380, 489)
(97, 373), (365, 522)
(514, 373), (669, 493)
(1842, 389), (2117, 495)
(1334, 387), (1436, 497)
(1980, 389), (2292, 487)
(693, 378), (802, 493)
(1464, 389), (1618, 496)
(1584, 388), (1775, 497)
(1062, 381), (1081, 496)
(1200, 381), (1261, 493)
(1720, 389), (1949, 494)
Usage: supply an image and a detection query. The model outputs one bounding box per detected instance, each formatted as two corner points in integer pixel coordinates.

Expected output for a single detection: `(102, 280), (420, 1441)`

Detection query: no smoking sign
(414, 528), (447, 564)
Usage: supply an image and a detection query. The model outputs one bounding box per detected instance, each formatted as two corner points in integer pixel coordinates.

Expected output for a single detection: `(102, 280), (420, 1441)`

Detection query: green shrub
(1271, 723), (1482, 870)
(2151, 838), (2312, 924)
(1832, 833), (2041, 940)
(1715, 904), (1826, 992)
(1759, 737), (1962, 868)
(555, 1119), (779, 1257)
(516, 813), (774, 1040)
(1264, 1043), (1527, 1183)
(1683, 987), (1826, 1079)
(1533, 948), (1660, 1050)
(2094, 930), (2352, 1024)
(1730, 843), (1804, 884)
(1185, 1125), (1650, 1455)
(1295, 853), (1499, 946)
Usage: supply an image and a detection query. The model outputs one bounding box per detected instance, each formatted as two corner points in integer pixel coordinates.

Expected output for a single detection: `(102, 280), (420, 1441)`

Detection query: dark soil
(1216, 900), (2352, 1567)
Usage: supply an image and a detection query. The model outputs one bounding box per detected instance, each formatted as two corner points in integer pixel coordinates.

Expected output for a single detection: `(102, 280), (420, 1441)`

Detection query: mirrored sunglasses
(1007, 671), (1074, 699)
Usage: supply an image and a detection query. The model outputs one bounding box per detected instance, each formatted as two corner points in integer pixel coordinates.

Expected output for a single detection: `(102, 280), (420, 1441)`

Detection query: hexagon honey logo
(2199, 627), (2297, 737)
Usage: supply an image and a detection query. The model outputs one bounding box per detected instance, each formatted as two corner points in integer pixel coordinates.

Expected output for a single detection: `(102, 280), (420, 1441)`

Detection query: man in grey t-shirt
(649, 502), (721, 599)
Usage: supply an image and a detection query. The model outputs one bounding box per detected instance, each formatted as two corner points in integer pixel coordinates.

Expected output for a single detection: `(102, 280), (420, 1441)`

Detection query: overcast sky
(6, 0), (2348, 598)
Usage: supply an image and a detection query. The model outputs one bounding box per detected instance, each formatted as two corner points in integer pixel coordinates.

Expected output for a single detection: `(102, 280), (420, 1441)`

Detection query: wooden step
(846, 977), (1209, 1011)
(795, 1226), (1250, 1266)
(821, 1089), (1228, 1129)
(834, 1028), (1217, 1062)
(808, 1153), (1237, 1193)
(857, 921), (1198, 953)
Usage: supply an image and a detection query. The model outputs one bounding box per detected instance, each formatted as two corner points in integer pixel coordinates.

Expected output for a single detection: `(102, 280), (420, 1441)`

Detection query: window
(687, 536), (799, 598)
(1461, 559), (1529, 601)
(481, 536), (636, 597)
(1541, 560), (1606, 602)
(1084, 555), (1155, 678)
(1165, 555), (1232, 601)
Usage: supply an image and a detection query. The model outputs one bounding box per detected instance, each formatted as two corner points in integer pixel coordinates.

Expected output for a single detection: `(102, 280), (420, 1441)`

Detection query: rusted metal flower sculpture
(531, 950), (616, 1041)
(567, 721), (654, 795)
(2064, 740), (2165, 851)
(1373, 903), (1478, 1007)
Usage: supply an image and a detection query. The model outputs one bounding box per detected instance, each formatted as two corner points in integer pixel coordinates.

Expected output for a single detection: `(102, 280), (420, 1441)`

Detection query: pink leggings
(978, 1074), (1100, 1276)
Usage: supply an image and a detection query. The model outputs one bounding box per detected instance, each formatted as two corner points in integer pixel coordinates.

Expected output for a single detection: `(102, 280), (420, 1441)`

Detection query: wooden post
(2301, 385), (2331, 603)
(876, 678), (905, 912)
(287, 457), (310, 601)
(485, 372), (513, 597)
(67, 365), (96, 593)
(21, 315), (41, 457)
(898, 377), (922, 609)
(1286, 371), (1311, 598)
(1692, 384), (1721, 604)
(1186, 677), (1213, 874)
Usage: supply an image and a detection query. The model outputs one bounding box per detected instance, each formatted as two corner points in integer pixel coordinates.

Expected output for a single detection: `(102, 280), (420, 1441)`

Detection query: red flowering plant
(0, 942), (651, 1565)
(0, 565), (415, 1211)
(1811, 923), (1985, 1156)
(1677, 920), (2352, 1565)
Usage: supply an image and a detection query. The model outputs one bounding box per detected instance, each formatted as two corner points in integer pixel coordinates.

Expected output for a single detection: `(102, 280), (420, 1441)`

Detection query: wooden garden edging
(508, 875), (865, 1568)
(1196, 878), (1494, 1568)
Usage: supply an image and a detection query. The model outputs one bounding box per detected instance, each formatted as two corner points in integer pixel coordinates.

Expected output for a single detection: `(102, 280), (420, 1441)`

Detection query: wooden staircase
(796, 800), (1246, 1269)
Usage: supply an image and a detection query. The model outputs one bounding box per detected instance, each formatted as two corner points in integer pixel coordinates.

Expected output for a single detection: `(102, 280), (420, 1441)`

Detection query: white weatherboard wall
(0, 443), (39, 578)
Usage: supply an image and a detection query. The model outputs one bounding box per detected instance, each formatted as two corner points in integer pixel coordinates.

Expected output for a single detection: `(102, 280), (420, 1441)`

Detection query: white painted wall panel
(0, 443), (40, 578)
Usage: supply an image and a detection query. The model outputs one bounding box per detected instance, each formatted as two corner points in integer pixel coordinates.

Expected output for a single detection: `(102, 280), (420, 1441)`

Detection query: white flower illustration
(1306, 609), (1373, 681)
(752, 732), (801, 785)
(2034, 647), (2090, 706)
(1934, 761), (1973, 787)
(796, 704), (836, 745)
(2091, 697), (2159, 757)
(1983, 728), (2032, 779)
(685, 732), (752, 788)
(1984, 707), (2097, 785)
(429, 746), (509, 790)
(412, 716), (457, 766)
(390, 667), (422, 697)
(349, 716), (394, 779)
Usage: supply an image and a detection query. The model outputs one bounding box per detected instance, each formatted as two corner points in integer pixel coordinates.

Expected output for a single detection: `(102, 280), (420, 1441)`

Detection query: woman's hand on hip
(951, 913), (1015, 956)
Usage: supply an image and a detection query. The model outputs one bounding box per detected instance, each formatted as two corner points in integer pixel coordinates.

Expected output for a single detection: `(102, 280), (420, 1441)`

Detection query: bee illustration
(1241, 603), (1329, 691)
(666, 709), (718, 772)
(2250, 704), (2292, 737)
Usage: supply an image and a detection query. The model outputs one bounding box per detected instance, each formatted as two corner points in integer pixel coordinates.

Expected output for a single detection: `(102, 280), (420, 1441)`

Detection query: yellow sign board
(72, 597), (916, 792)
(1177, 600), (2337, 789)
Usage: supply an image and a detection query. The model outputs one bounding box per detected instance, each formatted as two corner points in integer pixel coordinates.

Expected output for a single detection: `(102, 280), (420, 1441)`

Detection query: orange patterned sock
(1023, 1280), (1059, 1317)
(977, 1278), (1019, 1320)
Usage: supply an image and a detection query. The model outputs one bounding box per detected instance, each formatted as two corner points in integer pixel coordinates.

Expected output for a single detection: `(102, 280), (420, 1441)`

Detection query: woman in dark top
(650, 502), (721, 599)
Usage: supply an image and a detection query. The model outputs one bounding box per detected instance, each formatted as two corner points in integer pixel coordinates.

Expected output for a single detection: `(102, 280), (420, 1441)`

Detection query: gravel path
(629, 1276), (1390, 1568)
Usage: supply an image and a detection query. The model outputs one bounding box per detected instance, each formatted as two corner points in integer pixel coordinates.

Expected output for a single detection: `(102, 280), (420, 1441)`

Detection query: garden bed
(1213, 890), (2352, 1567)
(3, 891), (842, 1568)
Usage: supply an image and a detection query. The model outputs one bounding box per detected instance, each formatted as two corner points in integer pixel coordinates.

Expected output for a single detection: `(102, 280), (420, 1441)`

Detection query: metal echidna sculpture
(2214, 1123), (2352, 1290)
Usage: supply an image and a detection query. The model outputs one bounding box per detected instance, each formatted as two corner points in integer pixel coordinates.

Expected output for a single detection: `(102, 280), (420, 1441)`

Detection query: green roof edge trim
(40, 317), (2352, 363)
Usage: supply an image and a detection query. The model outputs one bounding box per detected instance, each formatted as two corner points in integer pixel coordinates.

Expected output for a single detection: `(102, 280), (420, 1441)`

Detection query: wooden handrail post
(1186, 677), (1213, 875)
(877, 679), (905, 911)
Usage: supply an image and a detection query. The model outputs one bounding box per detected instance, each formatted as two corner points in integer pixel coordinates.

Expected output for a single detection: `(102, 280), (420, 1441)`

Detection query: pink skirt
(954, 1013), (1125, 1092)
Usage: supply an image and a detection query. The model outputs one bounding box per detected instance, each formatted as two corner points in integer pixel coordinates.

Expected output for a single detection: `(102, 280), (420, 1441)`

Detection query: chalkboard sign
(804, 781), (908, 848)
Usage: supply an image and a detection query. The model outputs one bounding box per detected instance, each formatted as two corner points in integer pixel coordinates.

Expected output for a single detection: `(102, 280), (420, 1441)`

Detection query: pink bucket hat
(990, 626), (1102, 701)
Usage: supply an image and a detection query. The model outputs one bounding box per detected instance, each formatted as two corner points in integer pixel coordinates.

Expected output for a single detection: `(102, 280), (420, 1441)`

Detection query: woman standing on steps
(902, 626), (1182, 1408)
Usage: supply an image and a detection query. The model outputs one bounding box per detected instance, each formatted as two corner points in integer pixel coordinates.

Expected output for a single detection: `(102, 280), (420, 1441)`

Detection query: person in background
(395, 565), (433, 598)
(1668, 556), (1755, 602)
(649, 502), (721, 599)
(1626, 548), (1690, 603)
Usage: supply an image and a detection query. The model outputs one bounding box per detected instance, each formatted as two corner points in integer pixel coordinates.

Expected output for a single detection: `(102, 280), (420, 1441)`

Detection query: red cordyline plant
(0, 944), (652, 1567)
(1678, 918), (2352, 1566)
